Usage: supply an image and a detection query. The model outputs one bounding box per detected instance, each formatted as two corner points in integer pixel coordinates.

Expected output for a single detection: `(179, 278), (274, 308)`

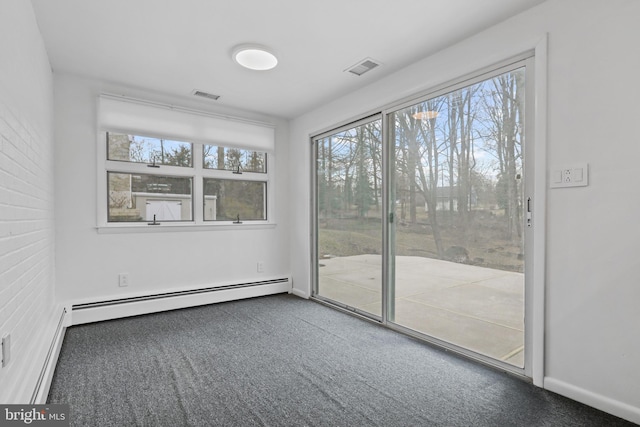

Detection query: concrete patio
(318, 254), (524, 367)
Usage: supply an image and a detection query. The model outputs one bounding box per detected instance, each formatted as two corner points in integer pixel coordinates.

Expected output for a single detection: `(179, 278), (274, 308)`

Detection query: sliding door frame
(310, 113), (384, 321)
(382, 53), (534, 378)
(310, 43), (547, 385)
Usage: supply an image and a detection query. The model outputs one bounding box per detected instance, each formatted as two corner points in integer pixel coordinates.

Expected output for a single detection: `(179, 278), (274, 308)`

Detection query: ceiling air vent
(192, 90), (220, 101)
(345, 58), (381, 76)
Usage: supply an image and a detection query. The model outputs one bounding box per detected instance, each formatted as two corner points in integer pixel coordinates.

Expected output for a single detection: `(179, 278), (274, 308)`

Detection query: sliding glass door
(312, 58), (532, 370)
(388, 66), (527, 367)
(313, 116), (383, 318)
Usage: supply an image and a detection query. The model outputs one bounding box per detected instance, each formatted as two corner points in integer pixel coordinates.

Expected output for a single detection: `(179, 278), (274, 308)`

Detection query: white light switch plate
(550, 163), (588, 188)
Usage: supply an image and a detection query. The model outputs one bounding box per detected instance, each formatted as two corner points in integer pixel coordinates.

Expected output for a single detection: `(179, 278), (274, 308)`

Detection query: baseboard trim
(31, 307), (68, 404)
(290, 288), (309, 299)
(544, 377), (640, 424)
(71, 278), (292, 325)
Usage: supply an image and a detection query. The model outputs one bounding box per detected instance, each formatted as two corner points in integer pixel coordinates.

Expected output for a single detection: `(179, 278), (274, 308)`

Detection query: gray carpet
(48, 294), (635, 426)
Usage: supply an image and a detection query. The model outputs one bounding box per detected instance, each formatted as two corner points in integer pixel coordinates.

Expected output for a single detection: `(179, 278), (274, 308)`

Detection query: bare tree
(453, 87), (479, 231)
(480, 70), (525, 240)
(415, 99), (445, 257)
(396, 101), (445, 257)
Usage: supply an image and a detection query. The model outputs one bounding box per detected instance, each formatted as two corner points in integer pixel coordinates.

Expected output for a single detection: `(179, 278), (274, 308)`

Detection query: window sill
(96, 222), (276, 234)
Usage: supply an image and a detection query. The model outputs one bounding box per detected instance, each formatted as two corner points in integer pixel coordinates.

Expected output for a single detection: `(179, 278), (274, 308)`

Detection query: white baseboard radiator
(32, 307), (67, 404)
(71, 277), (292, 325)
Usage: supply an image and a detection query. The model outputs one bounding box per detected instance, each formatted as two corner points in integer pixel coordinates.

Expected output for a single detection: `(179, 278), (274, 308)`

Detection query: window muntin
(203, 178), (266, 221)
(107, 172), (193, 222)
(203, 145), (266, 173)
(107, 133), (193, 167)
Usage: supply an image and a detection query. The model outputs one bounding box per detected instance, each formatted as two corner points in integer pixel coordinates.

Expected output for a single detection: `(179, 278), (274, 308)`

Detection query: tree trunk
(217, 146), (225, 217)
(448, 99), (457, 214)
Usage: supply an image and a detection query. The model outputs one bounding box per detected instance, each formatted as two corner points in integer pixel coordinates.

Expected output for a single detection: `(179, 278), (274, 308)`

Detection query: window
(203, 179), (266, 221)
(203, 145), (266, 173)
(108, 134), (193, 167)
(107, 171), (193, 222)
(97, 95), (275, 229)
(103, 133), (270, 226)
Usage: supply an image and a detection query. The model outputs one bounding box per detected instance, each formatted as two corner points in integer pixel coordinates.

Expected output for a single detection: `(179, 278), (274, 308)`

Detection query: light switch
(573, 168), (583, 182)
(1, 334), (10, 367)
(550, 163), (588, 188)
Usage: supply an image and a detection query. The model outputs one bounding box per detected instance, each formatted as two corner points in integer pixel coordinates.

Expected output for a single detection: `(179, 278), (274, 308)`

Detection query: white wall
(0, 0), (60, 403)
(289, 0), (640, 423)
(54, 73), (290, 305)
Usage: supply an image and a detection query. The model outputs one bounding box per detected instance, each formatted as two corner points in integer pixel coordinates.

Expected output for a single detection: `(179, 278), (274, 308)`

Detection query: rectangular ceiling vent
(345, 58), (381, 76)
(192, 90), (220, 101)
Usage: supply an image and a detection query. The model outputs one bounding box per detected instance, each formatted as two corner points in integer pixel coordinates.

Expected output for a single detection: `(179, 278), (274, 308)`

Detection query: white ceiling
(30, 0), (546, 119)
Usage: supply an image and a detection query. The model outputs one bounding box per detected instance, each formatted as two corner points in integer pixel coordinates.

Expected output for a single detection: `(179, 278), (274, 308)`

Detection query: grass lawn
(318, 209), (523, 273)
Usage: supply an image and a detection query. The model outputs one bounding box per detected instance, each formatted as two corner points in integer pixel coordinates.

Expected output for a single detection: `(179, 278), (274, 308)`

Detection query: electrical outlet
(550, 163), (588, 188)
(2, 334), (10, 367)
(257, 261), (264, 273)
(118, 273), (129, 287)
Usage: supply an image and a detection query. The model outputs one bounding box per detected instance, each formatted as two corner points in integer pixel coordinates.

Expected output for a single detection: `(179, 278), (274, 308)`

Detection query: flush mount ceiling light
(232, 44), (278, 71)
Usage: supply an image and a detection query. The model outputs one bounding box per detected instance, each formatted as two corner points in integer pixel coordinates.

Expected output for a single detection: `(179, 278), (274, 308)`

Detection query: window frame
(107, 171), (194, 223)
(202, 177), (267, 222)
(107, 133), (195, 168)
(202, 144), (268, 174)
(97, 131), (274, 231)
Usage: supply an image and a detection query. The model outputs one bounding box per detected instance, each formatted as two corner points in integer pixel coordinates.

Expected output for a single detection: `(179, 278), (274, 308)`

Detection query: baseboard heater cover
(70, 278), (291, 325)
(73, 278), (290, 311)
(31, 307), (67, 404)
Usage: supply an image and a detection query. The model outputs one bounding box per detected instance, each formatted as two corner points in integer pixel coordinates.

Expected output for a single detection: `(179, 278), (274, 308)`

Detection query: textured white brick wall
(0, 0), (58, 403)
(0, 96), (58, 403)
